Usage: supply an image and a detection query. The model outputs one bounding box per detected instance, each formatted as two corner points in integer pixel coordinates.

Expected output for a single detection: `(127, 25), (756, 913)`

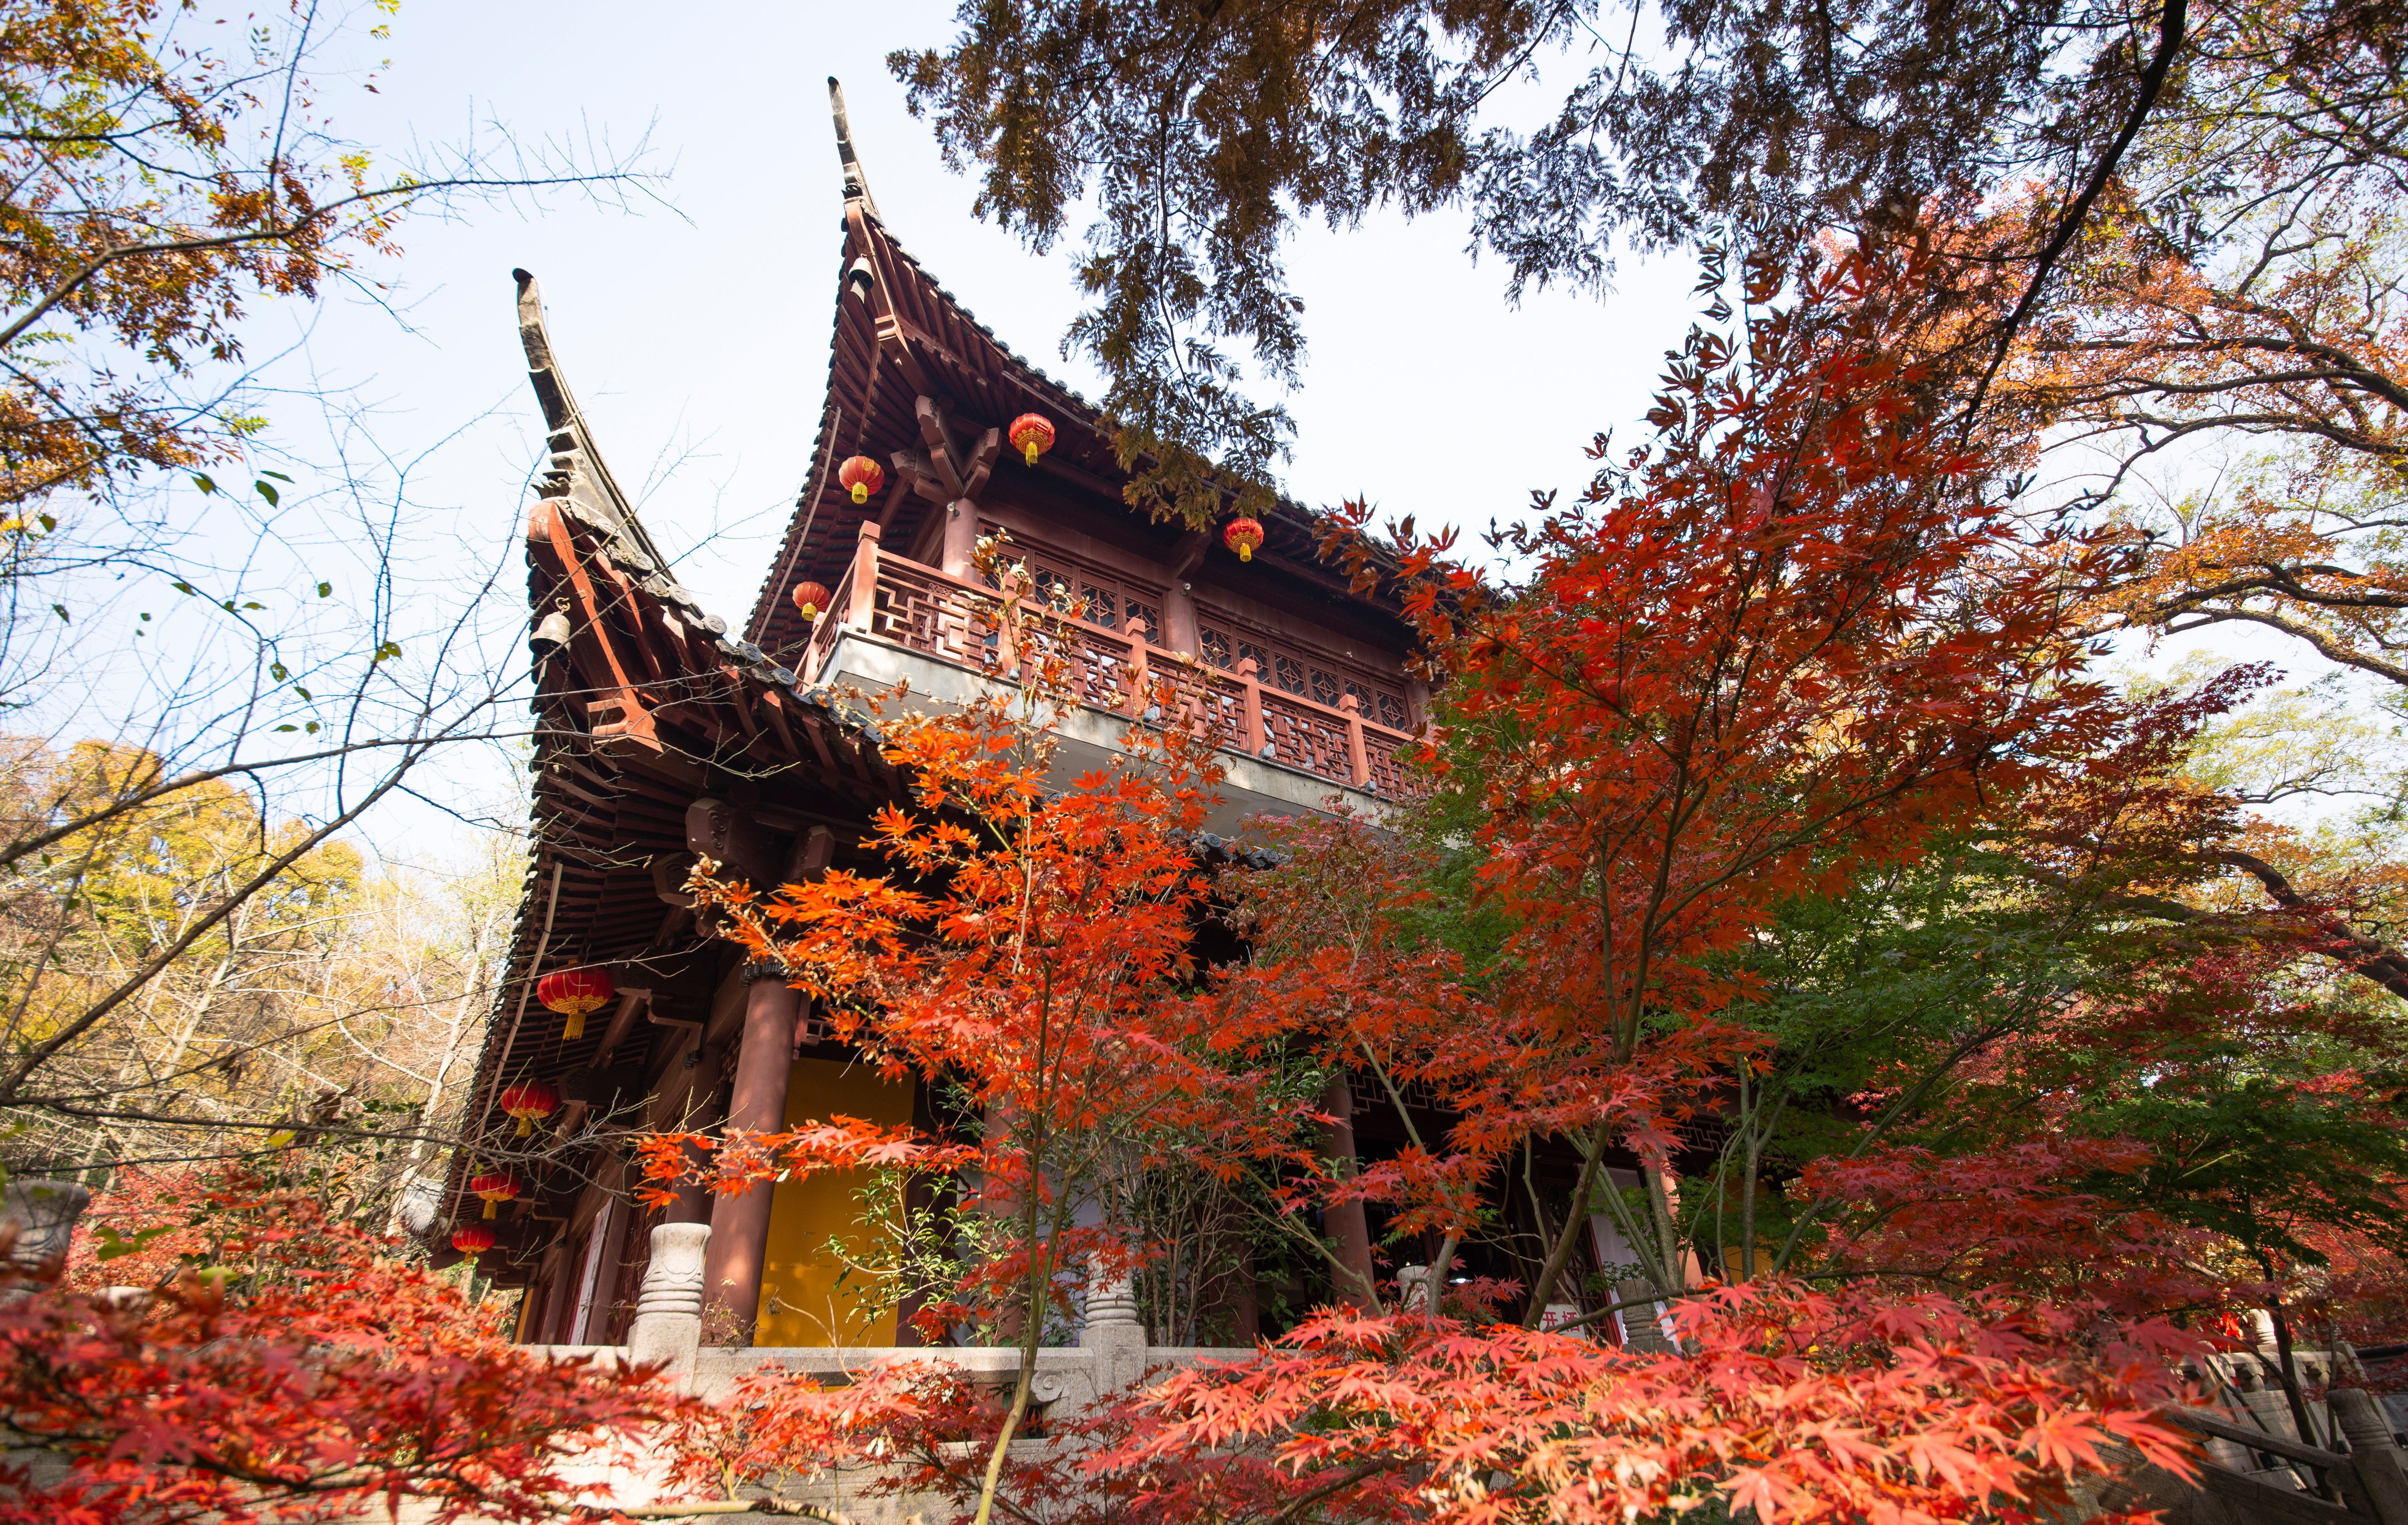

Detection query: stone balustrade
(586, 1224), (1248, 1406)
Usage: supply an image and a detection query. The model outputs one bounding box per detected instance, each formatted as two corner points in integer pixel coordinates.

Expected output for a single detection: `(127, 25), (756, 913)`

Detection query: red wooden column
(1318, 1074), (1378, 1305)
(701, 827), (837, 1341)
(941, 496), (979, 577)
(654, 1041), (723, 1226)
(700, 966), (800, 1335)
(1160, 579), (1201, 655)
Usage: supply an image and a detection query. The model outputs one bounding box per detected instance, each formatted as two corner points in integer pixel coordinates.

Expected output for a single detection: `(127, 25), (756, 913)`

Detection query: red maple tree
(0, 1175), (687, 1525)
(1306, 236), (2131, 1314)
(644, 616), (1322, 1525)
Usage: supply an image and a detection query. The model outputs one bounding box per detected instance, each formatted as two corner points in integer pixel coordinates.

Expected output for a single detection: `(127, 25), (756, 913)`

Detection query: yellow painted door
(753, 1057), (915, 1347)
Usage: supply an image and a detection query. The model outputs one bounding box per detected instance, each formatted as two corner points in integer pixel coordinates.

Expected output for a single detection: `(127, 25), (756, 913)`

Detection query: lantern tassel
(483, 1198), (498, 1220)
(563, 1011), (585, 1040)
(851, 483), (869, 504)
(516, 1114), (534, 1137)
(1024, 442), (1040, 466)
(1239, 543), (1252, 562)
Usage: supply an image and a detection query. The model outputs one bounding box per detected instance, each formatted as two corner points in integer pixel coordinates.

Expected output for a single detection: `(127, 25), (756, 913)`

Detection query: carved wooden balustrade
(800, 525), (1425, 800)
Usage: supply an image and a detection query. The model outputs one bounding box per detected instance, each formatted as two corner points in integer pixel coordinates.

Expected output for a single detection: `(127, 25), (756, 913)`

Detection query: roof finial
(828, 77), (881, 221)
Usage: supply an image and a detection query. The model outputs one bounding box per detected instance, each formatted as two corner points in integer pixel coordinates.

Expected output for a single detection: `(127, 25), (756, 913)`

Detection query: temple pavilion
(437, 85), (1651, 1350)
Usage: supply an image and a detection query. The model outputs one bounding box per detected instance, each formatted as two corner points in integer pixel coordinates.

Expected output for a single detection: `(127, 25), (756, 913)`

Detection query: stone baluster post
(2334, 1389), (2408, 1525)
(1, 1178), (90, 1270)
(1081, 1255), (1146, 1393)
(628, 1222), (711, 1378)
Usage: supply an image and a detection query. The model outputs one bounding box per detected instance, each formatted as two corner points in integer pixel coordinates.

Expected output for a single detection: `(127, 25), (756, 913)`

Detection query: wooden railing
(800, 522), (1425, 800)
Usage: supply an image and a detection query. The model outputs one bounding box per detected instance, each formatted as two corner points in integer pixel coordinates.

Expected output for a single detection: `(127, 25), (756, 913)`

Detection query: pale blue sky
(294, 0), (1700, 624)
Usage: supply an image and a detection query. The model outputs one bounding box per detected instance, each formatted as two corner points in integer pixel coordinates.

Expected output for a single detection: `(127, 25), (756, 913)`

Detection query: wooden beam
(650, 854), (696, 908)
(599, 735), (707, 793)
(875, 469), (914, 532)
(713, 665), (763, 746)
(530, 500), (658, 748)
(889, 448), (950, 508)
(1033, 450), (1129, 505)
(592, 989), (651, 1067)
(796, 824), (837, 880)
(590, 555), (674, 684)
(685, 797), (777, 888)
(915, 396), (966, 498)
(755, 687), (803, 760)
(798, 711), (842, 775)
(649, 903), (692, 948)
(702, 960), (751, 1048)
(851, 205), (939, 398)
(1167, 528), (1212, 579)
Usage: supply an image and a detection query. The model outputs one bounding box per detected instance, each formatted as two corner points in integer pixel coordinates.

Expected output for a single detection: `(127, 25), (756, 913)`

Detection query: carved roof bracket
(961, 426), (1002, 499)
(889, 447), (952, 508)
(915, 396), (967, 497)
(913, 396), (1004, 505)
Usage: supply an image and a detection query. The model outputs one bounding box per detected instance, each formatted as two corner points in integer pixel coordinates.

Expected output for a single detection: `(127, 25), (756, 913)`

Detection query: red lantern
(450, 1222), (496, 1259)
(1222, 516), (1265, 564)
(792, 580), (833, 623)
(468, 1171), (519, 1220)
(1008, 413), (1055, 467)
(499, 1077), (560, 1138)
(537, 966), (614, 1041)
(837, 455), (884, 504)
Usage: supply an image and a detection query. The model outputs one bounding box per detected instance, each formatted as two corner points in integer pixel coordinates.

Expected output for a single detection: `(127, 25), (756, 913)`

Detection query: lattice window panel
(1261, 695), (1352, 781)
(1197, 617), (1410, 731)
(980, 529), (1164, 640)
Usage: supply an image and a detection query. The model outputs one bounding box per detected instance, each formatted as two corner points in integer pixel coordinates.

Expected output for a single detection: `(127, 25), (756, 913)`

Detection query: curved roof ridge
(514, 268), (677, 577)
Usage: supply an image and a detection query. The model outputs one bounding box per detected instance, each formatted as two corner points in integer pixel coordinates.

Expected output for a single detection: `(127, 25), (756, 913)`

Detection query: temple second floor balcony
(797, 522), (1426, 831)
